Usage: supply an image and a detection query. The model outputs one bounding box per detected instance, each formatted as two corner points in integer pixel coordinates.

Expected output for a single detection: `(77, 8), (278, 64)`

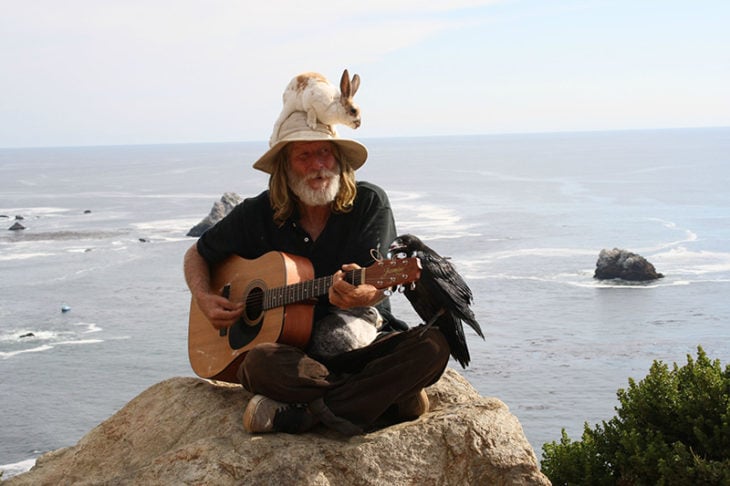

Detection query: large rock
(187, 192), (243, 237)
(594, 248), (663, 281)
(6, 369), (550, 485)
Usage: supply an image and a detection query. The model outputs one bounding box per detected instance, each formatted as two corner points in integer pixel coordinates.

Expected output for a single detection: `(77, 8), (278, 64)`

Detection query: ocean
(2, 128), (729, 477)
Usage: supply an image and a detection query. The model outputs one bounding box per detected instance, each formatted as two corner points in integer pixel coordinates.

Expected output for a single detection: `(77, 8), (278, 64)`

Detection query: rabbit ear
(350, 74), (360, 97)
(340, 69), (351, 98)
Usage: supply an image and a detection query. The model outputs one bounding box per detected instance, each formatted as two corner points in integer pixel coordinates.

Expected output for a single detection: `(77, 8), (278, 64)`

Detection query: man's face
(286, 141), (341, 207)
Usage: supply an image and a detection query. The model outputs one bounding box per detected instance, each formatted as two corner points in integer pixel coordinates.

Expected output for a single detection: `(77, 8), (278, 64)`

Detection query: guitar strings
(237, 270), (361, 310)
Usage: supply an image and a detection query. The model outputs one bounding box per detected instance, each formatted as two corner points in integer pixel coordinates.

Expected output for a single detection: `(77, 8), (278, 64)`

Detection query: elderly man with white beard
(183, 109), (450, 436)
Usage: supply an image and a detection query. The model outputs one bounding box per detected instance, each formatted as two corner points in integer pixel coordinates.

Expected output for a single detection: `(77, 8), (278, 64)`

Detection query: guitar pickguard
(228, 279), (266, 349)
(228, 317), (263, 350)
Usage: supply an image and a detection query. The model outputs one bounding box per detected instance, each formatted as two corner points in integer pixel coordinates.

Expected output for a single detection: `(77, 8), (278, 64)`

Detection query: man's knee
(238, 343), (281, 387)
(421, 328), (451, 367)
(243, 343), (279, 368)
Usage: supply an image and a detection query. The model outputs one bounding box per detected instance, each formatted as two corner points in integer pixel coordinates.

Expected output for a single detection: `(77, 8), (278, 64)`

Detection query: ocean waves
(0, 322), (106, 360)
(390, 190), (480, 241)
(388, 189), (730, 289)
(456, 244), (730, 288)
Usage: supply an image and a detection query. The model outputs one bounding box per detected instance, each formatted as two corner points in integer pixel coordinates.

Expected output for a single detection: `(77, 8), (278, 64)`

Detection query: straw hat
(253, 111), (368, 174)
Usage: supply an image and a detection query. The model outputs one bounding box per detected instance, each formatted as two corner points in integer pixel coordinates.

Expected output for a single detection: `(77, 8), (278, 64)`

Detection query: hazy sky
(2, 0), (728, 148)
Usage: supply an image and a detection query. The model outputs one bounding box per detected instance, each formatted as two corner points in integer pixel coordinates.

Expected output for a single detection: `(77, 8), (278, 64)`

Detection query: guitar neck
(263, 268), (363, 310)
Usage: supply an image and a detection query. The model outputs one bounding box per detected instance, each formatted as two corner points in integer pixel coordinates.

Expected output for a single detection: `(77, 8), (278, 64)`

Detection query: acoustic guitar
(188, 251), (421, 383)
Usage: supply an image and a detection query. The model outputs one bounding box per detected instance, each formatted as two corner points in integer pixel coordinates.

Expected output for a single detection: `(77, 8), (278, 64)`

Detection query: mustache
(303, 168), (340, 181)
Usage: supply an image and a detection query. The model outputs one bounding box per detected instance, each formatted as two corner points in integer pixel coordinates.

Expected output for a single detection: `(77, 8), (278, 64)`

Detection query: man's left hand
(329, 263), (385, 309)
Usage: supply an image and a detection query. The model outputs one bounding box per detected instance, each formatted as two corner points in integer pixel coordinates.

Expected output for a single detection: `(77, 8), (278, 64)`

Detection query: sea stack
(594, 248), (663, 281)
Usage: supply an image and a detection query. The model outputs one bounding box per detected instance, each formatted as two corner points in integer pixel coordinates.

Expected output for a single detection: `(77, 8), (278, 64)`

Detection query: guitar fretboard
(263, 269), (363, 309)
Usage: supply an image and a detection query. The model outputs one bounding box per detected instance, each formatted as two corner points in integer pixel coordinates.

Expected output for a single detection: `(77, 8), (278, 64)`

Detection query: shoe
(396, 389), (429, 420)
(242, 394), (317, 434)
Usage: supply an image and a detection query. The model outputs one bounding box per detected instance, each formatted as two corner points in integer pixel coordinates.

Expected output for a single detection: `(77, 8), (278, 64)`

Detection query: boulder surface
(6, 369), (550, 485)
(594, 248), (663, 281)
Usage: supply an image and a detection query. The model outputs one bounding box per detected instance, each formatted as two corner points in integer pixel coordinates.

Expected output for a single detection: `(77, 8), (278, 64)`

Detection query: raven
(389, 234), (484, 368)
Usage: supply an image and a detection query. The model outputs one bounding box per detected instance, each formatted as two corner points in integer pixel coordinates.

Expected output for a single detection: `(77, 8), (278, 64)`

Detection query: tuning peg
(409, 282), (417, 291)
(384, 288), (393, 297)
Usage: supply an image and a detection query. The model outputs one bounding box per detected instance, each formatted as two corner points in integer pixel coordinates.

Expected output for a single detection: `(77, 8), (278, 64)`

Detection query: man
(184, 110), (450, 435)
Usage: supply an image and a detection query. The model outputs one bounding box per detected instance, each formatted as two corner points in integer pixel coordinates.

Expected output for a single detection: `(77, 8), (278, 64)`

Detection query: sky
(1, 0), (729, 148)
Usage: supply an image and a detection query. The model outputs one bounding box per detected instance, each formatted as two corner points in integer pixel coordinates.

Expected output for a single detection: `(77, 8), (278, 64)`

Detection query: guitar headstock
(364, 257), (421, 289)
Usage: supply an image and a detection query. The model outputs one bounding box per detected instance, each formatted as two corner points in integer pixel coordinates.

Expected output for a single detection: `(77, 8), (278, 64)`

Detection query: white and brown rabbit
(270, 69), (361, 145)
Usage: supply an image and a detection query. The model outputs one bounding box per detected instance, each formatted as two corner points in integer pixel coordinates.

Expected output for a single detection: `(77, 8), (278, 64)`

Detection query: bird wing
(400, 251), (483, 368)
(419, 251), (483, 338)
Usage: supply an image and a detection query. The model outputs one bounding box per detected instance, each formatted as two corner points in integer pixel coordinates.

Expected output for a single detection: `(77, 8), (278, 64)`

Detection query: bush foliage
(541, 346), (730, 485)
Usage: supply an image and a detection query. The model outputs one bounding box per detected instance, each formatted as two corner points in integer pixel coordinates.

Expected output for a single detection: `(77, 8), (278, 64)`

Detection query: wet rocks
(594, 248), (663, 281)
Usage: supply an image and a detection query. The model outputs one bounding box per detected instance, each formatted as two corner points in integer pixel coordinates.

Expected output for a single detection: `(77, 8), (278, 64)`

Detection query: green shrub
(541, 346), (730, 485)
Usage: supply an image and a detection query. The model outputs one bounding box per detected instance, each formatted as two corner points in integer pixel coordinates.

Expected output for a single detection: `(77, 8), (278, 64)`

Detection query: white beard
(287, 167), (341, 207)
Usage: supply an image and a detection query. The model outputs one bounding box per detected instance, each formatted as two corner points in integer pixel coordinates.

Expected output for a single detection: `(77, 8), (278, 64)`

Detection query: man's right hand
(194, 292), (244, 330)
(184, 244), (244, 330)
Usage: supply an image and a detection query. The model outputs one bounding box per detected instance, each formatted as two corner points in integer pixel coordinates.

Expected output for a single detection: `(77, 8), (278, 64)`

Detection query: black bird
(389, 234), (484, 368)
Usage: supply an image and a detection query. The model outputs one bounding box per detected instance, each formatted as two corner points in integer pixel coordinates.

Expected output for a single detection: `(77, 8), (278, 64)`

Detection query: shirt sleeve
(195, 192), (271, 265)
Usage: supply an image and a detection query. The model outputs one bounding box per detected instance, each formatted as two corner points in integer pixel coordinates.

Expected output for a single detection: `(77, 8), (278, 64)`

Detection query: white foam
(0, 324), (104, 359)
(144, 235), (193, 243)
(642, 218), (699, 252)
(56, 339), (104, 345)
(132, 218), (196, 232)
(0, 251), (56, 262)
(76, 322), (102, 334)
(0, 206), (68, 216)
(387, 190), (422, 202)
(394, 196), (479, 239)
(67, 247), (95, 254)
(0, 344), (54, 359)
(467, 247), (596, 263)
(0, 330), (59, 342)
(651, 247), (730, 275)
(0, 458), (36, 478)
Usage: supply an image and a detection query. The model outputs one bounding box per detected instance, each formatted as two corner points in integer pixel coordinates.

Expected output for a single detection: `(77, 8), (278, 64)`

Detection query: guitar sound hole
(245, 287), (264, 323)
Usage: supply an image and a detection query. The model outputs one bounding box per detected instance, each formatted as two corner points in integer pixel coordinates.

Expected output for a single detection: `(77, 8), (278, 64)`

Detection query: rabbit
(307, 306), (383, 359)
(270, 69), (361, 146)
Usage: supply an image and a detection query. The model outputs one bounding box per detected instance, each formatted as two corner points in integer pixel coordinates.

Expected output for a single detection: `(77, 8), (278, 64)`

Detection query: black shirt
(196, 181), (400, 324)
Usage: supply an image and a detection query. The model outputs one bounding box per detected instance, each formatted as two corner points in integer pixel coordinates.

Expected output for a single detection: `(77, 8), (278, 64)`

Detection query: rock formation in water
(186, 192), (242, 237)
(594, 248), (663, 281)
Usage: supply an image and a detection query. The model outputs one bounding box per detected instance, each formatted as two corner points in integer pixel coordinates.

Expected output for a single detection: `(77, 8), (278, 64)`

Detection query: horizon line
(2, 125), (728, 151)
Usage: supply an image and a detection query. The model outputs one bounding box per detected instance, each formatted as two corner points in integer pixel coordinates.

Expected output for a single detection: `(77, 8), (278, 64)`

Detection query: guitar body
(188, 251), (421, 384)
(188, 251), (315, 383)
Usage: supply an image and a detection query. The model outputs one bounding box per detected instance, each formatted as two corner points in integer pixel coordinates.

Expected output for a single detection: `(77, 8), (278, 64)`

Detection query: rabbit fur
(307, 306), (383, 359)
(270, 69), (361, 145)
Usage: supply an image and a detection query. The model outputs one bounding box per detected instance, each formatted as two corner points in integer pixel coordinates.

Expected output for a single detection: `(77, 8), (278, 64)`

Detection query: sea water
(1, 128), (729, 476)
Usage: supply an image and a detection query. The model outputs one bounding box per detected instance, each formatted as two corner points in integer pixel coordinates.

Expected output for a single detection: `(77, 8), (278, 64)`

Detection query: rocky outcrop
(186, 192), (242, 237)
(594, 248), (663, 281)
(6, 369), (550, 485)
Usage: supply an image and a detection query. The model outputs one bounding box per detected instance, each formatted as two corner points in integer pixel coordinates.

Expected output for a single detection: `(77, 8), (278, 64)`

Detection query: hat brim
(253, 132), (368, 174)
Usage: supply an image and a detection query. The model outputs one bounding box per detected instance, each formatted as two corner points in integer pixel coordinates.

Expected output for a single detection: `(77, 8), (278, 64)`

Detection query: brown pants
(238, 327), (450, 428)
